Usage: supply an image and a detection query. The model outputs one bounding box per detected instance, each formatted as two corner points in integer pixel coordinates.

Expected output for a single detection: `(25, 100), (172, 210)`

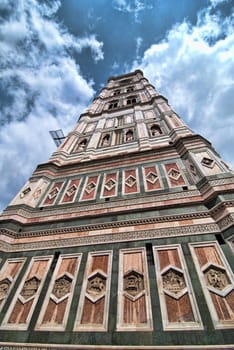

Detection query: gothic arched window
(126, 96), (137, 105)
(113, 89), (121, 96)
(108, 100), (119, 110)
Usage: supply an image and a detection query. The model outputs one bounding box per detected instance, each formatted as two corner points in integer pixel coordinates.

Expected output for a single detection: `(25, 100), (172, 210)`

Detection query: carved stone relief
(146, 172), (158, 184)
(125, 175), (136, 188)
(85, 182), (96, 194)
(204, 265), (230, 291)
(66, 184), (77, 197)
(168, 168), (181, 181)
(52, 274), (72, 300)
(123, 270), (144, 299)
(48, 187), (59, 199)
(104, 178), (116, 191)
(86, 271), (107, 303)
(32, 188), (42, 200)
(20, 276), (40, 301)
(201, 157), (215, 168)
(162, 268), (186, 298)
(20, 187), (31, 199)
(0, 278), (11, 300)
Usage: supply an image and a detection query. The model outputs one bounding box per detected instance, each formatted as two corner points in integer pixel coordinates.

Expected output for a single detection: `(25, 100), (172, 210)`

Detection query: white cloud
(133, 0), (234, 168)
(0, 0), (104, 212)
(113, 0), (152, 22)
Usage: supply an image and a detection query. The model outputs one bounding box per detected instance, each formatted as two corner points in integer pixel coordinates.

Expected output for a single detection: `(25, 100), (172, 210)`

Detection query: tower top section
(48, 69), (193, 166)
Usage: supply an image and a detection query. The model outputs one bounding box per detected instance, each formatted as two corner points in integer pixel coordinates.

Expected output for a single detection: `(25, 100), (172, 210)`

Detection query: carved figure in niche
(205, 267), (229, 291)
(0, 278), (11, 300)
(87, 272), (106, 296)
(52, 275), (72, 299)
(125, 130), (134, 142)
(77, 139), (87, 151)
(101, 134), (110, 146)
(151, 125), (162, 136)
(20, 276), (40, 300)
(124, 270), (144, 297)
(162, 269), (186, 294)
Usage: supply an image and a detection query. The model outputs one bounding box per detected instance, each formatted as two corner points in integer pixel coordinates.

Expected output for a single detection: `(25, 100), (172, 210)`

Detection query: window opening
(126, 96), (137, 105)
(113, 89), (121, 96)
(108, 100), (118, 110)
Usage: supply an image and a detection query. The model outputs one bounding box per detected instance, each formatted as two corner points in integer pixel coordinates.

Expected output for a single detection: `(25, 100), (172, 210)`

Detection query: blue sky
(0, 0), (233, 213)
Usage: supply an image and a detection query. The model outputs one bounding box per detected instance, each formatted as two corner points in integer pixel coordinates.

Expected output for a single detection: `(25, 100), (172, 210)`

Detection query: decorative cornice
(0, 223), (219, 252)
(1, 189), (202, 223)
(217, 213), (234, 230)
(0, 342), (232, 350)
(0, 211), (210, 239)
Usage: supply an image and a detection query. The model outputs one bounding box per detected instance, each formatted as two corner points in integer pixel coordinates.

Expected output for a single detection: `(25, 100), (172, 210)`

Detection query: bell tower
(0, 70), (233, 349)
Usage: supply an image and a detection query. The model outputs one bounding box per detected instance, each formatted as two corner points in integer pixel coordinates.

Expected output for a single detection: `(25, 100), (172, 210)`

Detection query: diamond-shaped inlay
(33, 188), (42, 200)
(0, 278), (11, 300)
(125, 175), (136, 188)
(66, 184), (77, 197)
(146, 171), (158, 184)
(86, 271), (106, 303)
(52, 274), (72, 300)
(20, 276), (40, 300)
(48, 187), (59, 199)
(85, 182), (96, 194)
(20, 187), (31, 198)
(104, 178), (116, 191)
(162, 267), (186, 298)
(168, 168), (181, 180)
(204, 265), (230, 291)
(201, 157), (215, 168)
(124, 270), (144, 299)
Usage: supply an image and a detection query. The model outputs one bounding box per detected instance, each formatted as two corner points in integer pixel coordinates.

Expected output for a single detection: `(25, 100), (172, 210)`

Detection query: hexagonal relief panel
(125, 175), (136, 188)
(52, 274), (72, 301)
(203, 264), (232, 296)
(123, 270), (144, 301)
(162, 267), (187, 299)
(168, 168), (181, 181)
(86, 271), (107, 303)
(0, 278), (11, 300)
(20, 276), (40, 301)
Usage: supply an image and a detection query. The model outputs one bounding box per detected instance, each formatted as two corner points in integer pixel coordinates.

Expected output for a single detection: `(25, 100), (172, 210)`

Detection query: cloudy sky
(0, 0), (233, 213)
